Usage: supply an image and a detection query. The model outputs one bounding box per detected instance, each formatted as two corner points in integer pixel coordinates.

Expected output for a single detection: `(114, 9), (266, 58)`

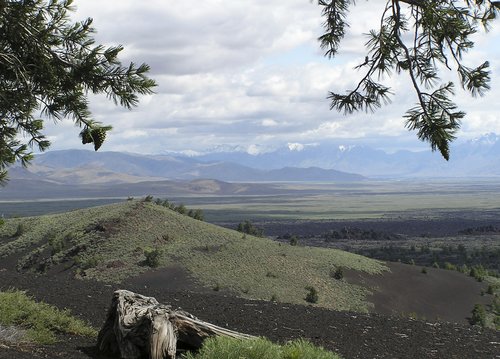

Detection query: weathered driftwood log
(97, 289), (255, 359)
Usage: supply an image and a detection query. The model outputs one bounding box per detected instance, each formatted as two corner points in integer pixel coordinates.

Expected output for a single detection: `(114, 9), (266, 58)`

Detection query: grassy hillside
(0, 200), (387, 312)
(0, 289), (96, 344)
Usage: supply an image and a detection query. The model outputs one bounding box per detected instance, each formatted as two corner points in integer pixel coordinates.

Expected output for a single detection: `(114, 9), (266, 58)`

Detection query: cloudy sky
(44, 0), (500, 156)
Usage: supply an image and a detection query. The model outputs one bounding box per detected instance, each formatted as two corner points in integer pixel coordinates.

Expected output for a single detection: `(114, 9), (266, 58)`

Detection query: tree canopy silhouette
(0, 0), (156, 183)
(318, 0), (499, 159)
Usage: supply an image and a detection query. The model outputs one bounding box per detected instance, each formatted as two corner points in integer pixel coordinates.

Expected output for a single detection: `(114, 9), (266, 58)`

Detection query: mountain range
(7, 149), (365, 185)
(4, 133), (500, 196)
(1, 149), (365, 200)
(189, 133), (500, 178)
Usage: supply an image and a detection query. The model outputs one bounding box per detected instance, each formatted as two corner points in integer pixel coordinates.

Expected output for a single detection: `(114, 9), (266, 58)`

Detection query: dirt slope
(1, 264), (499, 359)
(347, 262), (492, 324)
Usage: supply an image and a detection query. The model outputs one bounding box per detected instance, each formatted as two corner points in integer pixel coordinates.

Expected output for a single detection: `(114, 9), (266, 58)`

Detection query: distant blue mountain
(17, 149), (364, 184)
(11, 133), (500, 185)
(189, 133), (500, 178)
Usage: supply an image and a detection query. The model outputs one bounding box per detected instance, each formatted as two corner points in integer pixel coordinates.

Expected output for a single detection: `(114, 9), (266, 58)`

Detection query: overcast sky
(44, 0), (500, 156)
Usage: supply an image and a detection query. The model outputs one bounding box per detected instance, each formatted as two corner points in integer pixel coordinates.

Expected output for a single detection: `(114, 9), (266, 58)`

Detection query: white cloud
(40, 0), (500, 156)
(120, 130), (149, 139)
(247, 144), (263, 155)
(262, 119), (279, 127)
(288, 142), (304, 151)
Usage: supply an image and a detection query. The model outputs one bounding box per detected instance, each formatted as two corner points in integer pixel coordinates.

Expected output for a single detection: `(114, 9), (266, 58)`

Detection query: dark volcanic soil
(347, 262), (492, 324)
(1, 264), (499, 359)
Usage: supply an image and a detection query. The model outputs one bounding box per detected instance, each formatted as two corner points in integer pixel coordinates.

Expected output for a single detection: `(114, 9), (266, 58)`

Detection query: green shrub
(494, 315), (500, 330)
(50, 239), (64, 255)
(187, 209), (205, 221)
(48, 231), (76, 255)
(470, 304), (486, 326)
(305, 286), (319, 304)
(266, 271), (278, 278)
(236, 220), (264, 237)
(283, 339), (342, 359)
(289, 235), (298, 246)
(492, 296), (500, 313)
(421, 267), (427, 274)
(144, 248), (161, 268)
(181, 337), (341, 359)
(44, 230), (57, 243)
(407, 312), (419, 320)
(469, 265), (487, 282)
(443, 262), (457, 271)
(175, 204), (187, 215)
(144, 195), (154, 202)
(14, 223), (25, 237)
(331, 266), (344, 280)
(75, 255), (99, 270)
(44, 230), (59, 254)
(183, 337), (280, 359)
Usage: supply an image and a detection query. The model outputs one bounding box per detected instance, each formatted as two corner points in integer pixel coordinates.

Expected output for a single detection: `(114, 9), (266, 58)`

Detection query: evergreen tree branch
(0, 0), (157, 183)
(318, 0), (496, 160)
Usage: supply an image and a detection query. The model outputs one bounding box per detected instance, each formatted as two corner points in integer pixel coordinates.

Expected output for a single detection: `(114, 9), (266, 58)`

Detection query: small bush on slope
(181, 337), (342, 359)
(144, 247), (162, 268)
(305, 286), (319, 304)
(470, 304), (486, 327)
(0, 289), (96, 344)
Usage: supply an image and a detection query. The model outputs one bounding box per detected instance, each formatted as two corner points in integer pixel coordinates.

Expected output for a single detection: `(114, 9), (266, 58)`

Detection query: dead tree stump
(97, 289), (255, 359)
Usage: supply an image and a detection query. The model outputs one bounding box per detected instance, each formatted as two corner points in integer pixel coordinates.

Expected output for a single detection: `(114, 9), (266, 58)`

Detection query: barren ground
(0, 261), (499, 359)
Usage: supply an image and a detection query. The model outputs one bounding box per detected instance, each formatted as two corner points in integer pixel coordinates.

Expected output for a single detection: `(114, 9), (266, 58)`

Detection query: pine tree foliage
(0, 0), (156, 183)
(318, 0), (499, 160)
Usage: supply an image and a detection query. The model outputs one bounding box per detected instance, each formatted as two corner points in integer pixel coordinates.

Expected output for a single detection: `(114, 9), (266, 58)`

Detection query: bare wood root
(97, 289), (254, 359)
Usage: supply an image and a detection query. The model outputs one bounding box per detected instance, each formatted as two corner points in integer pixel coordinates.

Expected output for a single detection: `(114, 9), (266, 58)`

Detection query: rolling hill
(0, 177), (286, 201)
(0, 201), (497, 358)
(0, 200), (491, 319)
(0, 200), (386, 312)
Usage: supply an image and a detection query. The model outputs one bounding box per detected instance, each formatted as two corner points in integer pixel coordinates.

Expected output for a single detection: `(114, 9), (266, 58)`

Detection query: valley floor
(0, 265), (499, 359)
